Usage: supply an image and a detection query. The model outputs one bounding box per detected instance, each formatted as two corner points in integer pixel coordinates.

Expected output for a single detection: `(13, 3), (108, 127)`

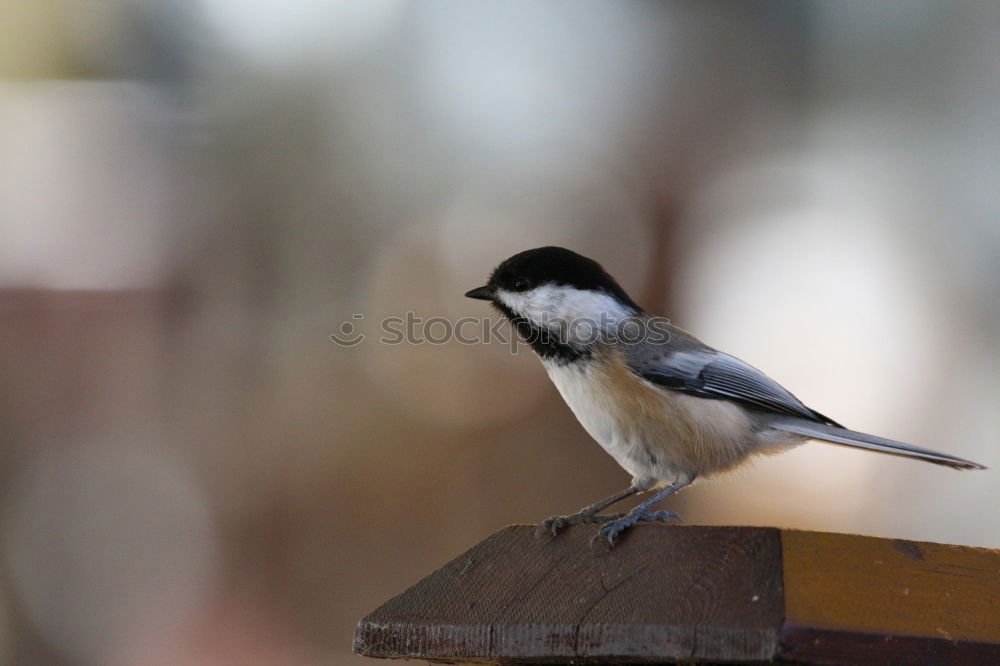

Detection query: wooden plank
(778, 530), (1000, 665)
(353, 525), (1000, 664)
(354, 524), (784, 663)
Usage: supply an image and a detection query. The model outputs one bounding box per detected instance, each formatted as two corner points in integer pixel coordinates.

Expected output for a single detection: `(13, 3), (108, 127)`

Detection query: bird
(464, 246), (986, 545)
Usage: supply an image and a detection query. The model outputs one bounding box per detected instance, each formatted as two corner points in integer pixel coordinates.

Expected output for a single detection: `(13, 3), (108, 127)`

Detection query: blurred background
(1, 0), (998, 663)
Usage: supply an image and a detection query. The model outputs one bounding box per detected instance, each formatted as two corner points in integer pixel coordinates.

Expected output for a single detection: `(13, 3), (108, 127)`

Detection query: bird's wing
(630, 348), (842, 427)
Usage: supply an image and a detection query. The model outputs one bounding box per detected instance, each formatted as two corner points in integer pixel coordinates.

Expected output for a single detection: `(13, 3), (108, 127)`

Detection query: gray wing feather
(632, 348), (841, 426)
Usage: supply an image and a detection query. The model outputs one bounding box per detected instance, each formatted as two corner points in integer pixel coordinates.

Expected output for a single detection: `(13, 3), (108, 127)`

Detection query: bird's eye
(513, 278), (531, 291)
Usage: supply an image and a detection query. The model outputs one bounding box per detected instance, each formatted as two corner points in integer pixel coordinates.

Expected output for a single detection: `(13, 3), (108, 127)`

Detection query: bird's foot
(536, 511), (626, 537)
(592, 509), (683, 547)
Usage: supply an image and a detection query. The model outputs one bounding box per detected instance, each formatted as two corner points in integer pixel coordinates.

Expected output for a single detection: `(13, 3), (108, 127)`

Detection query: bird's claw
(536, 511), (625, 537)
(537, 515), (569, 537)
(591, 509), (683, 547)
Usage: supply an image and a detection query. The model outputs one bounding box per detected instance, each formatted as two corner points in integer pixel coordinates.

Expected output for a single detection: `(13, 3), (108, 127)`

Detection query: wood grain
(353, 525), (1000, 664)
(354, 524), (783, 663)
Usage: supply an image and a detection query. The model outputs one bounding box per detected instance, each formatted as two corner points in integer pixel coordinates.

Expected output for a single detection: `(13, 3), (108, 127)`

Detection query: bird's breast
(544, 360), (621, 450)
(543, 351), (757, 482)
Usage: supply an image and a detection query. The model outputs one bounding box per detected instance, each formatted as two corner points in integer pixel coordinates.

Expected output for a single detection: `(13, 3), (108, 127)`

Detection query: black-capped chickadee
(465, 246), (985, 545)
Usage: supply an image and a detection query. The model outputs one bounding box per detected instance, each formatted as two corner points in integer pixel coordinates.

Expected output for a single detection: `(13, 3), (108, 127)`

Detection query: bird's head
(465, 247), (643, 349)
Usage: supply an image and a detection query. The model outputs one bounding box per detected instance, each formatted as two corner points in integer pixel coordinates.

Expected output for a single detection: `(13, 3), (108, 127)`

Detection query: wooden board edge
(354, 619), (781, 663)
(777, 622), (1000, 666)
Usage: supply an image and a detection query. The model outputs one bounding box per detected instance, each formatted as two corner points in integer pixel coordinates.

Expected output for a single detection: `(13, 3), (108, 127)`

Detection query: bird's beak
(464, 285), (495, 301)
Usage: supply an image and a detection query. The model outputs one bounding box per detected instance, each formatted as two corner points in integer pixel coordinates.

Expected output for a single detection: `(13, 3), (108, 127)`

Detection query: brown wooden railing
(354, 525), (1000, 664)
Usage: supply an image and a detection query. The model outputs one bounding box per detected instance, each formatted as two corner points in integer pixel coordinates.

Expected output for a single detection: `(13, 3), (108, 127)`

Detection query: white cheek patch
(495, 284), (635, 345)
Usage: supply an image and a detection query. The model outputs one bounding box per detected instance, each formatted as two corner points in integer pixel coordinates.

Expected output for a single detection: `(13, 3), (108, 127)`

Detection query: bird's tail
(773, 418), (986, 470)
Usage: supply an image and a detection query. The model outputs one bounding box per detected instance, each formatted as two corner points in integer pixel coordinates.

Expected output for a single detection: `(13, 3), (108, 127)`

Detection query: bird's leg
(593, 477), (693, 547)
(537, 485), (640, 537)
